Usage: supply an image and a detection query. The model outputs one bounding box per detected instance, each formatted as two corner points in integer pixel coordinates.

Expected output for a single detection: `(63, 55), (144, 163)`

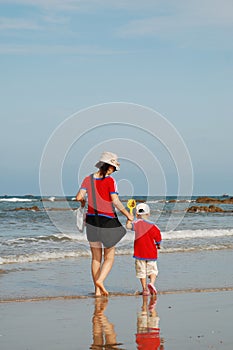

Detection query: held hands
(127, 213), (134, 221)
(126, 216), (134, 230)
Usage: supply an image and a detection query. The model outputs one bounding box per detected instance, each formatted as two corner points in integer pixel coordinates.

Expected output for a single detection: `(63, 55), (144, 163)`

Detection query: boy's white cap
(136, 203), (150, 215)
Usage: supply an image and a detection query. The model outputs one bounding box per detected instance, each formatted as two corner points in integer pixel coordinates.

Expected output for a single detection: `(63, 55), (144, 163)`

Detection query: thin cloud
(118, 16), (182, 38)
(0, 0), (159, 11)
(42, 14), (69, 25)
(177, 0), (233, 26)
(1, 0), (232, 18)
(0, 43), (129, 55)
(0, 0), (82, 11)
(118, 1), (233, 38)
(0, 17), (41, 30)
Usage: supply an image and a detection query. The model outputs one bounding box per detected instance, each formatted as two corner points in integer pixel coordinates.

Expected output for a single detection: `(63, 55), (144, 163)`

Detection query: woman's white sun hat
(136, 203), (150, 215)
(95, 151), (120, 171)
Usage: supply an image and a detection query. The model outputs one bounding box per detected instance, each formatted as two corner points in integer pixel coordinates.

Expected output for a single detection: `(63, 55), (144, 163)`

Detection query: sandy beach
(1, 250), (233, 349)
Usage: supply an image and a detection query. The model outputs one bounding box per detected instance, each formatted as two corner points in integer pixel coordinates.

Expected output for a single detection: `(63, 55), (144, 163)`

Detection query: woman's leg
(95, 246), (115, 296)
(90, 243), (103, 296)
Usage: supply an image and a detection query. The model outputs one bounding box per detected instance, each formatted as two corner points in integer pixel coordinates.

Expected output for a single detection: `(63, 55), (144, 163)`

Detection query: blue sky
(0, 0), (233, 196)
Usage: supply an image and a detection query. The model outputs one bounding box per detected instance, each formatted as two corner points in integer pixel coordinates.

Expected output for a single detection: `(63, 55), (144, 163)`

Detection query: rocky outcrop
(187, 205), (225, 213)
(12, 206), (75, 211)
(196, 197), (233, 204)
(14, 206), (40, 211)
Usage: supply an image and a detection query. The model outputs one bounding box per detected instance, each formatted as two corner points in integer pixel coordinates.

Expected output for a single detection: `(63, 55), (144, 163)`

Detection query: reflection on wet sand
(90, 297), (124, 349)
(136, 295), (164, 350)
(90, 295), (164, 350)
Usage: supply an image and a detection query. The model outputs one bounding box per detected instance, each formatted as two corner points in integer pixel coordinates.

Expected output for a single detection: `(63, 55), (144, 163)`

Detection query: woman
(76, 151), (133, 296)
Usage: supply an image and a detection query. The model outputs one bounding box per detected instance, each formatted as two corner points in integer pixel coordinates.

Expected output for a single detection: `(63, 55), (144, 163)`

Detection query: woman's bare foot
(95, 286), (102, 297)
(96, 280), (109, 296)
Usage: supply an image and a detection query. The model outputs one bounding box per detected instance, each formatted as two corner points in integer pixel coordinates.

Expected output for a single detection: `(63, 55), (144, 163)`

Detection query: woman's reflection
(136, 295), (164, 349)
(90, 297), (123, 349)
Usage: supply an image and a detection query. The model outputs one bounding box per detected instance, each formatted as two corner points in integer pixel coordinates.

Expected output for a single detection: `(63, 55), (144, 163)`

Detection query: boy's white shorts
(135, 259), (158, 278)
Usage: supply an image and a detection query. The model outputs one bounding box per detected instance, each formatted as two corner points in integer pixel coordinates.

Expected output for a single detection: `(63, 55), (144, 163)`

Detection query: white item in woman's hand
(76, 207), (85, 232)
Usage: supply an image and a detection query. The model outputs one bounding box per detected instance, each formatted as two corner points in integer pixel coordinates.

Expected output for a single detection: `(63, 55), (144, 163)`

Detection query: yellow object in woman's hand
(127, 199), (136, 214)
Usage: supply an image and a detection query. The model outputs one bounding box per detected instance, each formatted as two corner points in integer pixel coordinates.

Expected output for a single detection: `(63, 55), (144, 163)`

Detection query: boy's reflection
(90, 297), (123, 350)
(136, 295), (164, 350)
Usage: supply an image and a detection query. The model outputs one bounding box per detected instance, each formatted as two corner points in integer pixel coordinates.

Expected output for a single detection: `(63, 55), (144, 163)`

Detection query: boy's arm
(126, 219), (133, 230)
(153, 225), (162, 248)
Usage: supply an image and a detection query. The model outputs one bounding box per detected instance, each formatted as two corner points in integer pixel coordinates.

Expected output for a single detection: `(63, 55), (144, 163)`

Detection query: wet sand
(1, 290), (233, 350)
(1, 250), (233, 349)
(1, 250), (233, 301)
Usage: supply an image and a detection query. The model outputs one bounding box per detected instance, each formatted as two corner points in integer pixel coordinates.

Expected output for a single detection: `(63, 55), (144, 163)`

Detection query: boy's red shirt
(133, 219), (162, 260)
(136, 331), (161, 350)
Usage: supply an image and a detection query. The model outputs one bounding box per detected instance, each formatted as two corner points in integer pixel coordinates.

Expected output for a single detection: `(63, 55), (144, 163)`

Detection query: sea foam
(0, 197), (35, 202)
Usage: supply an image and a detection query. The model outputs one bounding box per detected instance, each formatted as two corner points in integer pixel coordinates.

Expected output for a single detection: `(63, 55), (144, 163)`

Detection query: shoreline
(1, 286), (233, 304)
(1, 249), (233, 301)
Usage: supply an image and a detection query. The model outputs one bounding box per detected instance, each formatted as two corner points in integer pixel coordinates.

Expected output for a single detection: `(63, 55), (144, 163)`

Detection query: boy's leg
(147, 261), (158, 295)
(149, 273), (156, 286)
(148, 274), (157, 295)
(135, 260), (149, 295)
(140, 277), (147, 292)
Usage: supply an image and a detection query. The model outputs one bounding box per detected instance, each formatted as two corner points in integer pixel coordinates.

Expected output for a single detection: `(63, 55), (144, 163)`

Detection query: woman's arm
(76, 189), (86, 208)
(111, 193), (134, 221)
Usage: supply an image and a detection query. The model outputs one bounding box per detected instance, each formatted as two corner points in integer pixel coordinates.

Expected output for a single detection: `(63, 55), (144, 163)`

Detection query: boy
(126, 203), (162, 296)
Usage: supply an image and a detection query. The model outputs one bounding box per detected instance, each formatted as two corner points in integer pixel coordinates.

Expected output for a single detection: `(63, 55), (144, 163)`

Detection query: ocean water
(1, 195), (233, 299)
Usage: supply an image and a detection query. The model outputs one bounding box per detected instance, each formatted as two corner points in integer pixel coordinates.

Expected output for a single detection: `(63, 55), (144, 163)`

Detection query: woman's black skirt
(86, 215), (126, 248)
